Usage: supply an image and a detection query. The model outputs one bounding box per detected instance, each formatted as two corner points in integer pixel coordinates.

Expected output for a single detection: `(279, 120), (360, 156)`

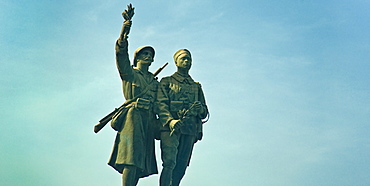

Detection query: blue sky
(1, 0), (369, 185)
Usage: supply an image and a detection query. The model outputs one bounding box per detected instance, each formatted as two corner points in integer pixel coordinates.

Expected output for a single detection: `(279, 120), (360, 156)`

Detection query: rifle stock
(94, 108), (117, 133)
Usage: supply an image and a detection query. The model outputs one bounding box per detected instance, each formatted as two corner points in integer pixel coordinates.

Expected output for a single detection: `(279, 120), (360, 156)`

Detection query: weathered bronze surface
(156, 49), (209, 186)
(105, 4), (159, 186)
(95, 4), (209, 186)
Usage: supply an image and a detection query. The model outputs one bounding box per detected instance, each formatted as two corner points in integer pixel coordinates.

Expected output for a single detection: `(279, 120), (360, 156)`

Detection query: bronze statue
(156, 49), (209, 186)
(99, 4), (160, 185)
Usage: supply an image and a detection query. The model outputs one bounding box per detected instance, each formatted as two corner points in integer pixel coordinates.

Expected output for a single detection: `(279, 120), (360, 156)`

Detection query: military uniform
(108, 40), (158, 178)
(157, 71), (209, 186)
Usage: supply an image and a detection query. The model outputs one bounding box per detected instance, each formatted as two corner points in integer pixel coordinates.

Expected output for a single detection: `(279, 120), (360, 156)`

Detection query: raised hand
(120, 4), (135, 40)
(122, 3), (135, 21)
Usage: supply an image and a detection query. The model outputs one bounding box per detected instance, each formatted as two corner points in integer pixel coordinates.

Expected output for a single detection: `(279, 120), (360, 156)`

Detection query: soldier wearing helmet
(107, 4), (158, 186)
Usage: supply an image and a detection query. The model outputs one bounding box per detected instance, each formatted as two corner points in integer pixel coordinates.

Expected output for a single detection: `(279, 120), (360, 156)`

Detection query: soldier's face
(136, 49), (154, 64)
(175, 53), (192, 70)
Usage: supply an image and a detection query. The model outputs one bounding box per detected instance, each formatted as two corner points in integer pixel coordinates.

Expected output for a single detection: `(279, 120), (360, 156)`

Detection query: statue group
(94, 4), (209, 186)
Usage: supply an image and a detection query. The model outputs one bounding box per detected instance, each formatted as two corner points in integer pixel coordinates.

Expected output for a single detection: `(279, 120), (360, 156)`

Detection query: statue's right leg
(171, 135), (196, 186)
(160, 132), (180, 186)
(121, 165), (137, 186)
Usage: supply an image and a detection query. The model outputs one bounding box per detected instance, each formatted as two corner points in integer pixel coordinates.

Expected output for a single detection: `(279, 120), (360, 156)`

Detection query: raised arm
(115, 4), (135, 81)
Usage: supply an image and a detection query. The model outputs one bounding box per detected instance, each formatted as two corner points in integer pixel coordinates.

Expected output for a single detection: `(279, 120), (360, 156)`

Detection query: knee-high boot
(160, 167), (173, 186)
(171, 159), (188, 186)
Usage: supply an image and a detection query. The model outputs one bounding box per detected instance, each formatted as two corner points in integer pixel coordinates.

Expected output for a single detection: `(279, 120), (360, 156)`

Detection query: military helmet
(133, 46), (155, 67)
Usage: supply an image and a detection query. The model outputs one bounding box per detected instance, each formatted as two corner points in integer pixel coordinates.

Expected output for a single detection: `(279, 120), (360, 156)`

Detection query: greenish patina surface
(96, 4), (209, 186)
(107, 4), (158, 185)
(156, 49), (209, 186)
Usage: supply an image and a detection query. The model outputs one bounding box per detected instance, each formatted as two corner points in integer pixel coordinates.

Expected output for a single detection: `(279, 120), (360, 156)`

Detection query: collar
(172, 72), (195, 84)
(133, 67), (155, 83)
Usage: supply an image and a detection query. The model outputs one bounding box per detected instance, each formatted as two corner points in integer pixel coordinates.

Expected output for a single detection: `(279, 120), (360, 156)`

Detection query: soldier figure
(156, 49), (209, 186)
(107, 4), (158, 186)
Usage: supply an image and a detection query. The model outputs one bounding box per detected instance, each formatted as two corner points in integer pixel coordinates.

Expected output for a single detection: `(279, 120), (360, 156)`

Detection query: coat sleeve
(197, 83), (209, 120)
(156, 78), (174, 127)
(115, 38), (133, 81)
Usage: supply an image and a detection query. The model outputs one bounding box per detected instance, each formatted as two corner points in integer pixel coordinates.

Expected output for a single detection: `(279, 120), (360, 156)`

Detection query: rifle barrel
(153, 62), (168, 77)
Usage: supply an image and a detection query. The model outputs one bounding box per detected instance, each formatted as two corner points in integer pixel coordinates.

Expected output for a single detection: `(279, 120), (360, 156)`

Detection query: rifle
(94, 62), (168, 133)
(153, 62), (168, 77)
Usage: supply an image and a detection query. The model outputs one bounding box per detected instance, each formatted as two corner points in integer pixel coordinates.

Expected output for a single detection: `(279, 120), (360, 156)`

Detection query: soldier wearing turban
(156, 49), (209, 186)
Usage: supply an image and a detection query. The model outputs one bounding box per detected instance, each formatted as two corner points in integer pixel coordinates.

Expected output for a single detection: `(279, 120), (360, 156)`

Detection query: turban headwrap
(173, 49), (191, 62)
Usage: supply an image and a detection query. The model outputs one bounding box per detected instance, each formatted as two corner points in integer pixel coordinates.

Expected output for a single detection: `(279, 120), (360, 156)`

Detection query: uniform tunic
(108, 40), (158, 178)
(157, 72), (208, 137)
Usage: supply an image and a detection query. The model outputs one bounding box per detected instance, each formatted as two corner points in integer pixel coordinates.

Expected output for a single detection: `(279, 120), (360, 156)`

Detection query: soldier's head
(173, 49), (192, 71)
(133, 46), (155, 67)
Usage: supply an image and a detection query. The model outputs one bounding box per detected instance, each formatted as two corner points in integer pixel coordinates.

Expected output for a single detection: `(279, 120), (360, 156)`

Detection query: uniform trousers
(160, 131), (196, 186)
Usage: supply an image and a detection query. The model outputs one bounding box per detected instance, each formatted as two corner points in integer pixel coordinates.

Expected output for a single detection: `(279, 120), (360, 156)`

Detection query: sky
(1, 0), (369, 185)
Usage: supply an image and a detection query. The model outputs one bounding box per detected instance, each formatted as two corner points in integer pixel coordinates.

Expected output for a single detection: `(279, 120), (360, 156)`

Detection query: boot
(160, 167), (173, 186)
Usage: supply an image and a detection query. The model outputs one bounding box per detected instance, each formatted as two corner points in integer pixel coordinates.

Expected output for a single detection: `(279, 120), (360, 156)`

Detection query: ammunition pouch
(170, 101), (185, 112)
(170, 99), (190, 112)
(134, 98), (151, 110)
(111, 98), (151, 131)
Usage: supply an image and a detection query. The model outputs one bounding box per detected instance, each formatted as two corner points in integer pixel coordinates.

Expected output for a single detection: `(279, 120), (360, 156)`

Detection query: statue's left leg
(160, 132), (180, 186)
(171, 135), (196, 186)
(122, 165), (138, 186)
